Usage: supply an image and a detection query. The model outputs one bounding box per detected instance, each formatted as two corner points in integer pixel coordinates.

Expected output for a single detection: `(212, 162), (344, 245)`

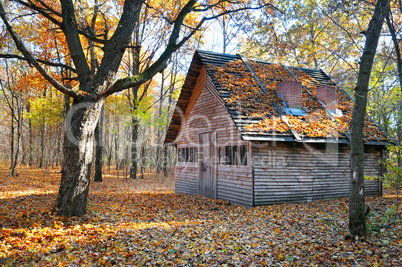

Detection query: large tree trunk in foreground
(53, 99), (105, 217)
(349, 0), (389, 238)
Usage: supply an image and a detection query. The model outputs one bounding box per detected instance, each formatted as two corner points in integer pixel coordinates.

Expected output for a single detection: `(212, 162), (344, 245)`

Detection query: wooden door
(199, 132), (216, 198)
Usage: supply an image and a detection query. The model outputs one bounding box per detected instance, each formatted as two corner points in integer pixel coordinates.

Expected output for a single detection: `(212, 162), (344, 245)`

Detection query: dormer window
(276, 80), (307, 116)
(276, 80), (303, 109)
(316, 85), (343, 117)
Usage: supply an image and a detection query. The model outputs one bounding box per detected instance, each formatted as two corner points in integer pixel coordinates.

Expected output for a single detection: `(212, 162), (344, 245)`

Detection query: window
(219, 145), (247, 166)
(225, 146), (232, 165)
(177, 147), (198, 162)
(240, 145), (247, 165)
(232, 145), (238, 165)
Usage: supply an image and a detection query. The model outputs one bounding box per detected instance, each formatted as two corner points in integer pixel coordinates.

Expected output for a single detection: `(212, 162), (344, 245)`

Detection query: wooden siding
(252, 143), (382, 206)
(175, 163), (198, 195)
(174, 70), (253, 206)
(217, 165), (253, 207)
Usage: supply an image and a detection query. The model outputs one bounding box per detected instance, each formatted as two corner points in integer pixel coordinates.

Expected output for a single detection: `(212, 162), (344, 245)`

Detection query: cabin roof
(165, 50), (395, 146)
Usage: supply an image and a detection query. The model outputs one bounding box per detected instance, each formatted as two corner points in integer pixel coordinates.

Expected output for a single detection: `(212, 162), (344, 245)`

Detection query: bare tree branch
(60, 0), (91, 82)
(100, 1), (269, 97)
(13, 0), (62, 26)
(0, 54), (77, 73)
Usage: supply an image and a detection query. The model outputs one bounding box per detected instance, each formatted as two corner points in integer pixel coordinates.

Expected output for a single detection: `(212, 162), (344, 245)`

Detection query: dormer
(276, 80), (307, 115)
(316, 85), (343, 117)
(316, 85), (336, 110)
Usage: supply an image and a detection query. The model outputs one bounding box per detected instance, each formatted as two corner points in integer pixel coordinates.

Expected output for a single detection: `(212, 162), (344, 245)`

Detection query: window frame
(218, 144), (248, 167)
(177, 147), (199, 163)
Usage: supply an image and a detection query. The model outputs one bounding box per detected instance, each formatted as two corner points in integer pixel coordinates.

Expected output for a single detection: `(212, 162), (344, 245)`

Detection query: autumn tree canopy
(0, 0), (269, 217)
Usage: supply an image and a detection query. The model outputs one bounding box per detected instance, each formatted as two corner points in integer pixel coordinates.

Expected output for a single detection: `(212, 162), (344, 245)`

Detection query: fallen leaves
(209, 60), (280, 119)
(1, 165), (401, 266)
(207, 59), (391, 142)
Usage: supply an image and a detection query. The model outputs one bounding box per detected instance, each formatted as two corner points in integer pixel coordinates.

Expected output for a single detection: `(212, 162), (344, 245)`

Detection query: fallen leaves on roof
(287, 111), (345, 138)
(209, 60), (280, 119)
(1, 166), (401, 265)
(292, 67), (389, 142)
(206, 58), (390, 142)
(244, 116), (289, 134)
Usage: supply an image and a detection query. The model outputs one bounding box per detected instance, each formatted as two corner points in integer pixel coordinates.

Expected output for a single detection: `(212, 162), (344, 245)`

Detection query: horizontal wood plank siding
(175, 165), (198, 195)
(176, 72), (244, 147)
(253, 143), (382, 206)
(175, 69), (253, 204)
(217, 167), (253, 207)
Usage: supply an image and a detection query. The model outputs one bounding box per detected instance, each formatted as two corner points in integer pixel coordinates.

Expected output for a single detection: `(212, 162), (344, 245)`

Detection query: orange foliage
(0, 166), (401, 265)
(208, 59), (390, 142)
(209, 60), (340, 137)
(209, 60), (280, 119)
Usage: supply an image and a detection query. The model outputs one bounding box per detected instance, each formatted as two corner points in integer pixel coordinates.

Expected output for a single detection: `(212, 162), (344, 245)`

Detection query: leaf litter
(0, 165), (401, 266)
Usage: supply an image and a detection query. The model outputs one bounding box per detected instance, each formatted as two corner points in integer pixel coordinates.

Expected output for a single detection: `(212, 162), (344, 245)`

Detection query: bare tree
(349, 0), (389, 238)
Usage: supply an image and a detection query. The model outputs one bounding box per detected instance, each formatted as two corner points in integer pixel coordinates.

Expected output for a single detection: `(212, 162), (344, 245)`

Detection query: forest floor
(0, 165), (401, 266)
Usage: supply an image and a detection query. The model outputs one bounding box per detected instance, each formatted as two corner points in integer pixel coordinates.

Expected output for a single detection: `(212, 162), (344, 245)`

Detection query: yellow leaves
(24, 96), (65, 127)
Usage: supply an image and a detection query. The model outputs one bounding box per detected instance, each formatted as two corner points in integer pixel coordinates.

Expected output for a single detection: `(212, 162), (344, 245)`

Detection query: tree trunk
(28, 102), (33, 167)
(130, 117), (139, 179)
(140, 144), (146, 179)
(114, 134), (119, 170)
(94, 104), (105, 182)
(10, 95), (15, 176)
(128, 39), (140, 179)
(14, 97), (21, 174)
(53, 99), (104, 217)
(162, 146), (168, 177)
(155, 72), (165, 180)
(349, 0), (389, 238)
(386, 5), (402, 218)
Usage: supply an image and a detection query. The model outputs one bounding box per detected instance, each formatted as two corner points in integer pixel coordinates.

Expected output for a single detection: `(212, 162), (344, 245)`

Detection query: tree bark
(53, 98), (104, 217)
(94, 104), (104, 182)
(349, 0), (389, 238)
(28, 102), (33, 167)
(130, 117), (139, 179)
(10, 94), (16, 176)
(129, 47), (140, 179)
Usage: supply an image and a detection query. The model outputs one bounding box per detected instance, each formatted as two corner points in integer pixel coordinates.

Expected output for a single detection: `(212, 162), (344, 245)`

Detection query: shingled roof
(165, 50), (394, 146)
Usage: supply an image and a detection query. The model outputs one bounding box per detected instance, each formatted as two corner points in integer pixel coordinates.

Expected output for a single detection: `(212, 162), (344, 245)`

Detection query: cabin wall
(252, 142), (382, 206)
(175, 68), (253, 206)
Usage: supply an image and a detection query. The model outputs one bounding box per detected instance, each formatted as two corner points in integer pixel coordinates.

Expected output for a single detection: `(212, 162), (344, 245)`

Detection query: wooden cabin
(164, 51), (393, 207)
